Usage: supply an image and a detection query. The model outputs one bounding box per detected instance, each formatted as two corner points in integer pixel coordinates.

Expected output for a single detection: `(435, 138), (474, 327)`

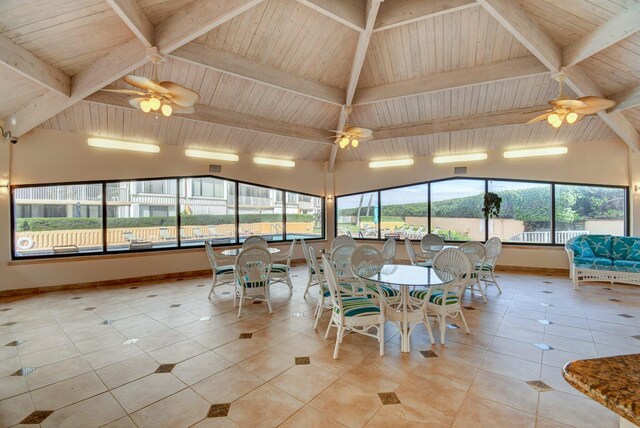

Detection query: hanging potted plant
(483, 192), (502, 219)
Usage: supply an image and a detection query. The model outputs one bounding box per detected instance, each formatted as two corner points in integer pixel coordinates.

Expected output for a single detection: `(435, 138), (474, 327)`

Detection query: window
(488, 180), (552, 243)
(430, 179), (485, 241)
(555, 184), (626, 242)
(238, 183), (283, 242)
(180, 177), (236, 246)
(336, 192), (379, 239)
(106, 179), (178, 252)
(380, 184), (428, 240)
(285, 192), (323, 240)
(13, 184), (103, 257)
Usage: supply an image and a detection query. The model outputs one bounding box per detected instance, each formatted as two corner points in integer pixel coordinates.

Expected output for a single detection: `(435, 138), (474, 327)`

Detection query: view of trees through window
(336, 179), (627, 243)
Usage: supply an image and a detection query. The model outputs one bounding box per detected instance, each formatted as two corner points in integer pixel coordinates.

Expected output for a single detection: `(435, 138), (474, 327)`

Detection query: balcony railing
(509, 230), (588, 244)
(15, 185), (103, 202)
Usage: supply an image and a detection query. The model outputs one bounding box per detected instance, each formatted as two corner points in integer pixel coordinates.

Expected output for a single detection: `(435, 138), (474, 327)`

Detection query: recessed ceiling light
(87, 138), (159, 153)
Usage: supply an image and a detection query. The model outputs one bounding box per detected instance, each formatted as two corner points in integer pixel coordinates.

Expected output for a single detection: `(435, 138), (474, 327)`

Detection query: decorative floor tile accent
(295, 357), (310, 365)
(20, 410), (54, 424)
(5, 340), (25, 346)
(253, 301), (263, 305)
(609, 298), (623, 303)
(0, 308), (12, 312)
(526, 380), (553, 392)
(207, 403), (231, 418)
(239, 333), (253, 339)
(196, 284), (205, 287)
(130, 286), (139, 289)
(101, 320), (113, 325)
(537, 320), (553, 325)
(419, 350), (438, 358)
(2, 322), (18, 326)
(378, 392), (401, 405)
(534, 343), (554, 351)
(199, 316), (212, 321)
(539, 303), (553, 307)
(71, 297), (82, 300)
(541, 291), (553, 294)
(603, 287), (613, 291)
(176, 278), (184, 281)
(83, 307), (97, 311)
(446, 323), (460, 329)
(292, 312), (304, 317)
(631, 335), (640, 341)
(543, 281), (553, 284)
(155, 364), (176, 373)
(123, 339), (139, 344)
(221, 291), (231, 295)
(618, 314), (635, 319)
(147, 295), (157, 298)
(12, 367), (36, 376)
(170, 304), (181, 308)
(462, 306), (476, 310)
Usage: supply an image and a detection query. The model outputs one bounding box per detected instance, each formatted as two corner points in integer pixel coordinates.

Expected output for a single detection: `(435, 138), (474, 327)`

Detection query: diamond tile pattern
(618, 313), (635, 319)
(5, 340), (25, 346)
(294, 357), (310, 365)
(207, 403), (231, 417)
(419, 350), (438, 358)
(378, 392), (401, 405)
(526, 380), (553, 392)
(239, 333), (253, 339)
(20, 410), (54, 424)
(155, 364), (176, 373)
(12, 367), (36, 376)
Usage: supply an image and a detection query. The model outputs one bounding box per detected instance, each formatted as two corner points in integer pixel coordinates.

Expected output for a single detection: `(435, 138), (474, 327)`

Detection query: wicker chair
(381, 238), (396, 264)
(270, 239), (296, 293)
(404, 238), (431, 267)
(350, 244), (400, 303)
(204, 241), (236, 298)
(234, 246), (273, 317)
(309, 246), (331, 330)
(481, 237), (503, 293)
(331, 235), (356, 252)
(301, 239), (322, 299)
(459, 241), (487, 303)
(419, 233), (445, 263)
(242, 235), (268, 249)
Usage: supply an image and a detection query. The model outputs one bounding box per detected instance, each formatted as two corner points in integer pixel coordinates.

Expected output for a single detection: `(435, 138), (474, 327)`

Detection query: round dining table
(356, 264), (454, 353)
(219, 247), (280, 256)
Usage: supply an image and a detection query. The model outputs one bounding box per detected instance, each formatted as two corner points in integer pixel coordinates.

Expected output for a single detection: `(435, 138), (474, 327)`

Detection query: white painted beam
(106, 0), (155, 47)
(296, 0), (366, 32)
(609, 84), (640, 113)
(374, 0), (476, 32)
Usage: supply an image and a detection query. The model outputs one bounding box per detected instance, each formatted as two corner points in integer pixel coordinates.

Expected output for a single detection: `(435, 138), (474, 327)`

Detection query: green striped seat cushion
(475, 263), (493, 272)
(309, 266), (324, 274)
(334, 297), (381, 317)
(322, 284), (353, 297)
(365, 284), (399, 298)
(215, 265), (235, 275)
(237, 276), (267, 288)
(270, 263), (289, 273)
(416, 262), (432, 267)
(462, 272), (478, 279)
(409, 289), (459, 305)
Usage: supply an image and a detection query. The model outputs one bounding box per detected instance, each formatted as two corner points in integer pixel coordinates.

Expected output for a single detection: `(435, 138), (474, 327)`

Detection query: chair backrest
(421, 234), (444, 252)
(459, 241), (486, 271)
(381, 238), (396, 264)
(300, 239), (311, 263)
(484, 237), (502, 267)
(404, 238), (418, 265)
(331, 235), (356, 252)
(322, 254), (344, 320)
(204, 240), (219, 268)
(235, 246), (272, 288)
(242, 235), (268, 249)
(331, 243), (357, 278)
(282, 239), (297, 265)
(432, 248), (472, 298)
(308, 246), (324, 285)
(350, 245), (384, 278)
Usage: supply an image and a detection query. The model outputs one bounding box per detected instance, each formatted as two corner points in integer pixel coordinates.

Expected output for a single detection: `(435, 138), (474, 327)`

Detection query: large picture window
(238, 183), (283, 242)
(380, 184), (428, 240)
(430, 179), (485, 241)
(285, 192), (323, 240)
(336, 192), (379, 239)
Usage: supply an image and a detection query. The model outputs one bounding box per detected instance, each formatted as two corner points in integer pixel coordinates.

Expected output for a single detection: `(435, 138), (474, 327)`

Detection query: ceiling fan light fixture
(149, 97), (161, 111)
(351, 139), (359, 148)
(566, 112), (578, 124)
(547, 113), (559, 125)
(161, 104), (172, 117)
(339, 137), (350, 148)
(140, 100), (152, 113)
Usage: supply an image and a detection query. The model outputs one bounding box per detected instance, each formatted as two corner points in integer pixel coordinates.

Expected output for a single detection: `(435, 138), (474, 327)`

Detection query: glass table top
(356, 264), (455, 287)
(220, 247), (281, 256)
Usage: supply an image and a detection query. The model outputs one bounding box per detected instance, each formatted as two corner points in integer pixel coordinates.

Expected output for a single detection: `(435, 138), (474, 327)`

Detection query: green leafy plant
(482, 192), (502, 219)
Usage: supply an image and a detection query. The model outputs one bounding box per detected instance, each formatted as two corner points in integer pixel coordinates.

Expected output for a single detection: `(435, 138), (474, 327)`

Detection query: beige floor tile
(228, 383), (304, 428)
(276, 333), (329, 357)
(192, 417), (239, 428)
(412, 357), (479, 392)
(280, 405), (345, 428)
(130, 388), (210, 428)
(192, 327), (241, 350)
(102, 416), (138, 428)
(237, 348), (295, 381)
(41, 392), (126, 428)
(192, 366), (264, 403)
(365, 403), (450, 428)
(95, 353), (159, 389)
(148, 339), (208, 364)
(0, 393), (34, 427)
(0, 375), (28, 400)
(111, 373), (186, 413)
(309, 346), (366, 376)
(469, 369), (540, 414)
(270, 364), (339, 403)
(213, 338), (271, 363)
(480, 351), (542, 382)
(309, 378), (382, 428)
(31, 372), (107, 410)
(172, 351), (234, 385)
(537, 390), (619, 428)
(135, 329), (188, 352)
(25, 356), (92, 390)
(535, 416), (574, 428)
(84, 343), (145, 370)
(452, 392), (536, 428)
(19, 344), (80, 368)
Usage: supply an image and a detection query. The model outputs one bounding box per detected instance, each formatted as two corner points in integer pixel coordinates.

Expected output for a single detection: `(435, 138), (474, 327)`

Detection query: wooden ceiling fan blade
(101, 88), (146, 96)
(160, 82), (199, 106)
(549, 98), (588, 108)
(128, 97), (147, 110)
(123, 75), (170, 94)
(572, 96), (616, 114)
(346, 126), (373, 139)
(526, 112), (552, 125)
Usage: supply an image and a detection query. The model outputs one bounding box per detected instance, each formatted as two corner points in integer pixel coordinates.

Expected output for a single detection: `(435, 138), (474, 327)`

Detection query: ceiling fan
(101, 53), (199, 117)
(527, 73), (616, 128)
(330, 107), (374, 149)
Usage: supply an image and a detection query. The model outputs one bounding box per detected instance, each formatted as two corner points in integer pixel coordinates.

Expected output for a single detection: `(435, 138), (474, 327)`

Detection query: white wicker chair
(204, 241), (235, 299)
(419, 234), (445, 263)
(381, 238), (396, 264)
(309, 246), (332, 330)
(459, 241), (487, 303)
(331, 235), (356, 252)
(242, 235), (268, 249)
(234, 246), (273, 317)
(481, 237), (502, 293)
(301, 239), (322, 299)
(350, 245), (400, 303)
(270, 239), (296, 293)
(409, 248), (472, 344)
(331, 243), (358, 285)
(322, 255), (385, 359)
(404, 238), (431, 267)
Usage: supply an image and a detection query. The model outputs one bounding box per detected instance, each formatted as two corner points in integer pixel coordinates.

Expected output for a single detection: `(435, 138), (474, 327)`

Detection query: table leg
(401, 287), (409, 353)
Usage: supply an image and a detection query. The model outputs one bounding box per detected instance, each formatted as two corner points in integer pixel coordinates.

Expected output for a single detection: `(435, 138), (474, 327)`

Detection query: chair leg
(459, 308), (470, 334)
(439, 315), (446, 345)
(285, 274), (293, 294)
(333, 325), (343, 359)
(477, 280), (488, 303)
(379, 322), (385, 356)
(237, 292), (244, 318)
(324, 319), (333, 339)
(303, 273), (313, 299)
(490, 270), (502, 293)
(313, 296), (324, 330)
(424, 311), (435, 344)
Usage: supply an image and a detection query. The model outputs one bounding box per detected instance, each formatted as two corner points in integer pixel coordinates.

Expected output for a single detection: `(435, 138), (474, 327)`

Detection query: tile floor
(1, 266), (639, 427)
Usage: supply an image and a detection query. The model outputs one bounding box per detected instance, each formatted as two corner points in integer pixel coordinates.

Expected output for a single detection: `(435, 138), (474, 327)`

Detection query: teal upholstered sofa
(565, 235), (640, 288)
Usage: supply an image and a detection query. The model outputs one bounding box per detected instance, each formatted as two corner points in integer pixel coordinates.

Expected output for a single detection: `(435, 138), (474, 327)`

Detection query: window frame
(334, 176), (629, 246)
(10, 174), (325, 260)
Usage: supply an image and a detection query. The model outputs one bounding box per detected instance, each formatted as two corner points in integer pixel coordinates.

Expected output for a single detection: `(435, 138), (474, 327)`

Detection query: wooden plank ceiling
(0, 0), (638, 162)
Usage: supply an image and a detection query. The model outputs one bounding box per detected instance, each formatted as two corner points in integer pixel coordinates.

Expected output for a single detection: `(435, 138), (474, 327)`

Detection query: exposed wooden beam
(370, 106), (546, 140)
(5, 0), (265, 137)
(296, 0), (366, 32)
(0, 34), (70, 96)
(106, 0), (155, 47)
(477, 0), (640, 152)
(609, 84), (640, 113)
(155, 0), (265, 54)
(85, 90), (334, 144)
(354, 56), (548, 105)
(374, 0), (476, 32)
(563, 2), (640, 67)
(328, 0), (382, 172)
(170, 43), (344, 105)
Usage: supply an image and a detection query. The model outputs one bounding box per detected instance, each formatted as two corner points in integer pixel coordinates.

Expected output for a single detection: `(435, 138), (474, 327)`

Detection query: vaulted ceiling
(1, 0), (639, 168)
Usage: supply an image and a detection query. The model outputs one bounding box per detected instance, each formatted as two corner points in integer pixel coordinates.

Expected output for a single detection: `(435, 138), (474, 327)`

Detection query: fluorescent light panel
(253, 157), (295, 168)
(87, 138), (159, 153)
(185, 149), (239, 162)
(369, 159), (414, 168)
(504, 146), (568, 159)
(433, 153), (487, 164)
